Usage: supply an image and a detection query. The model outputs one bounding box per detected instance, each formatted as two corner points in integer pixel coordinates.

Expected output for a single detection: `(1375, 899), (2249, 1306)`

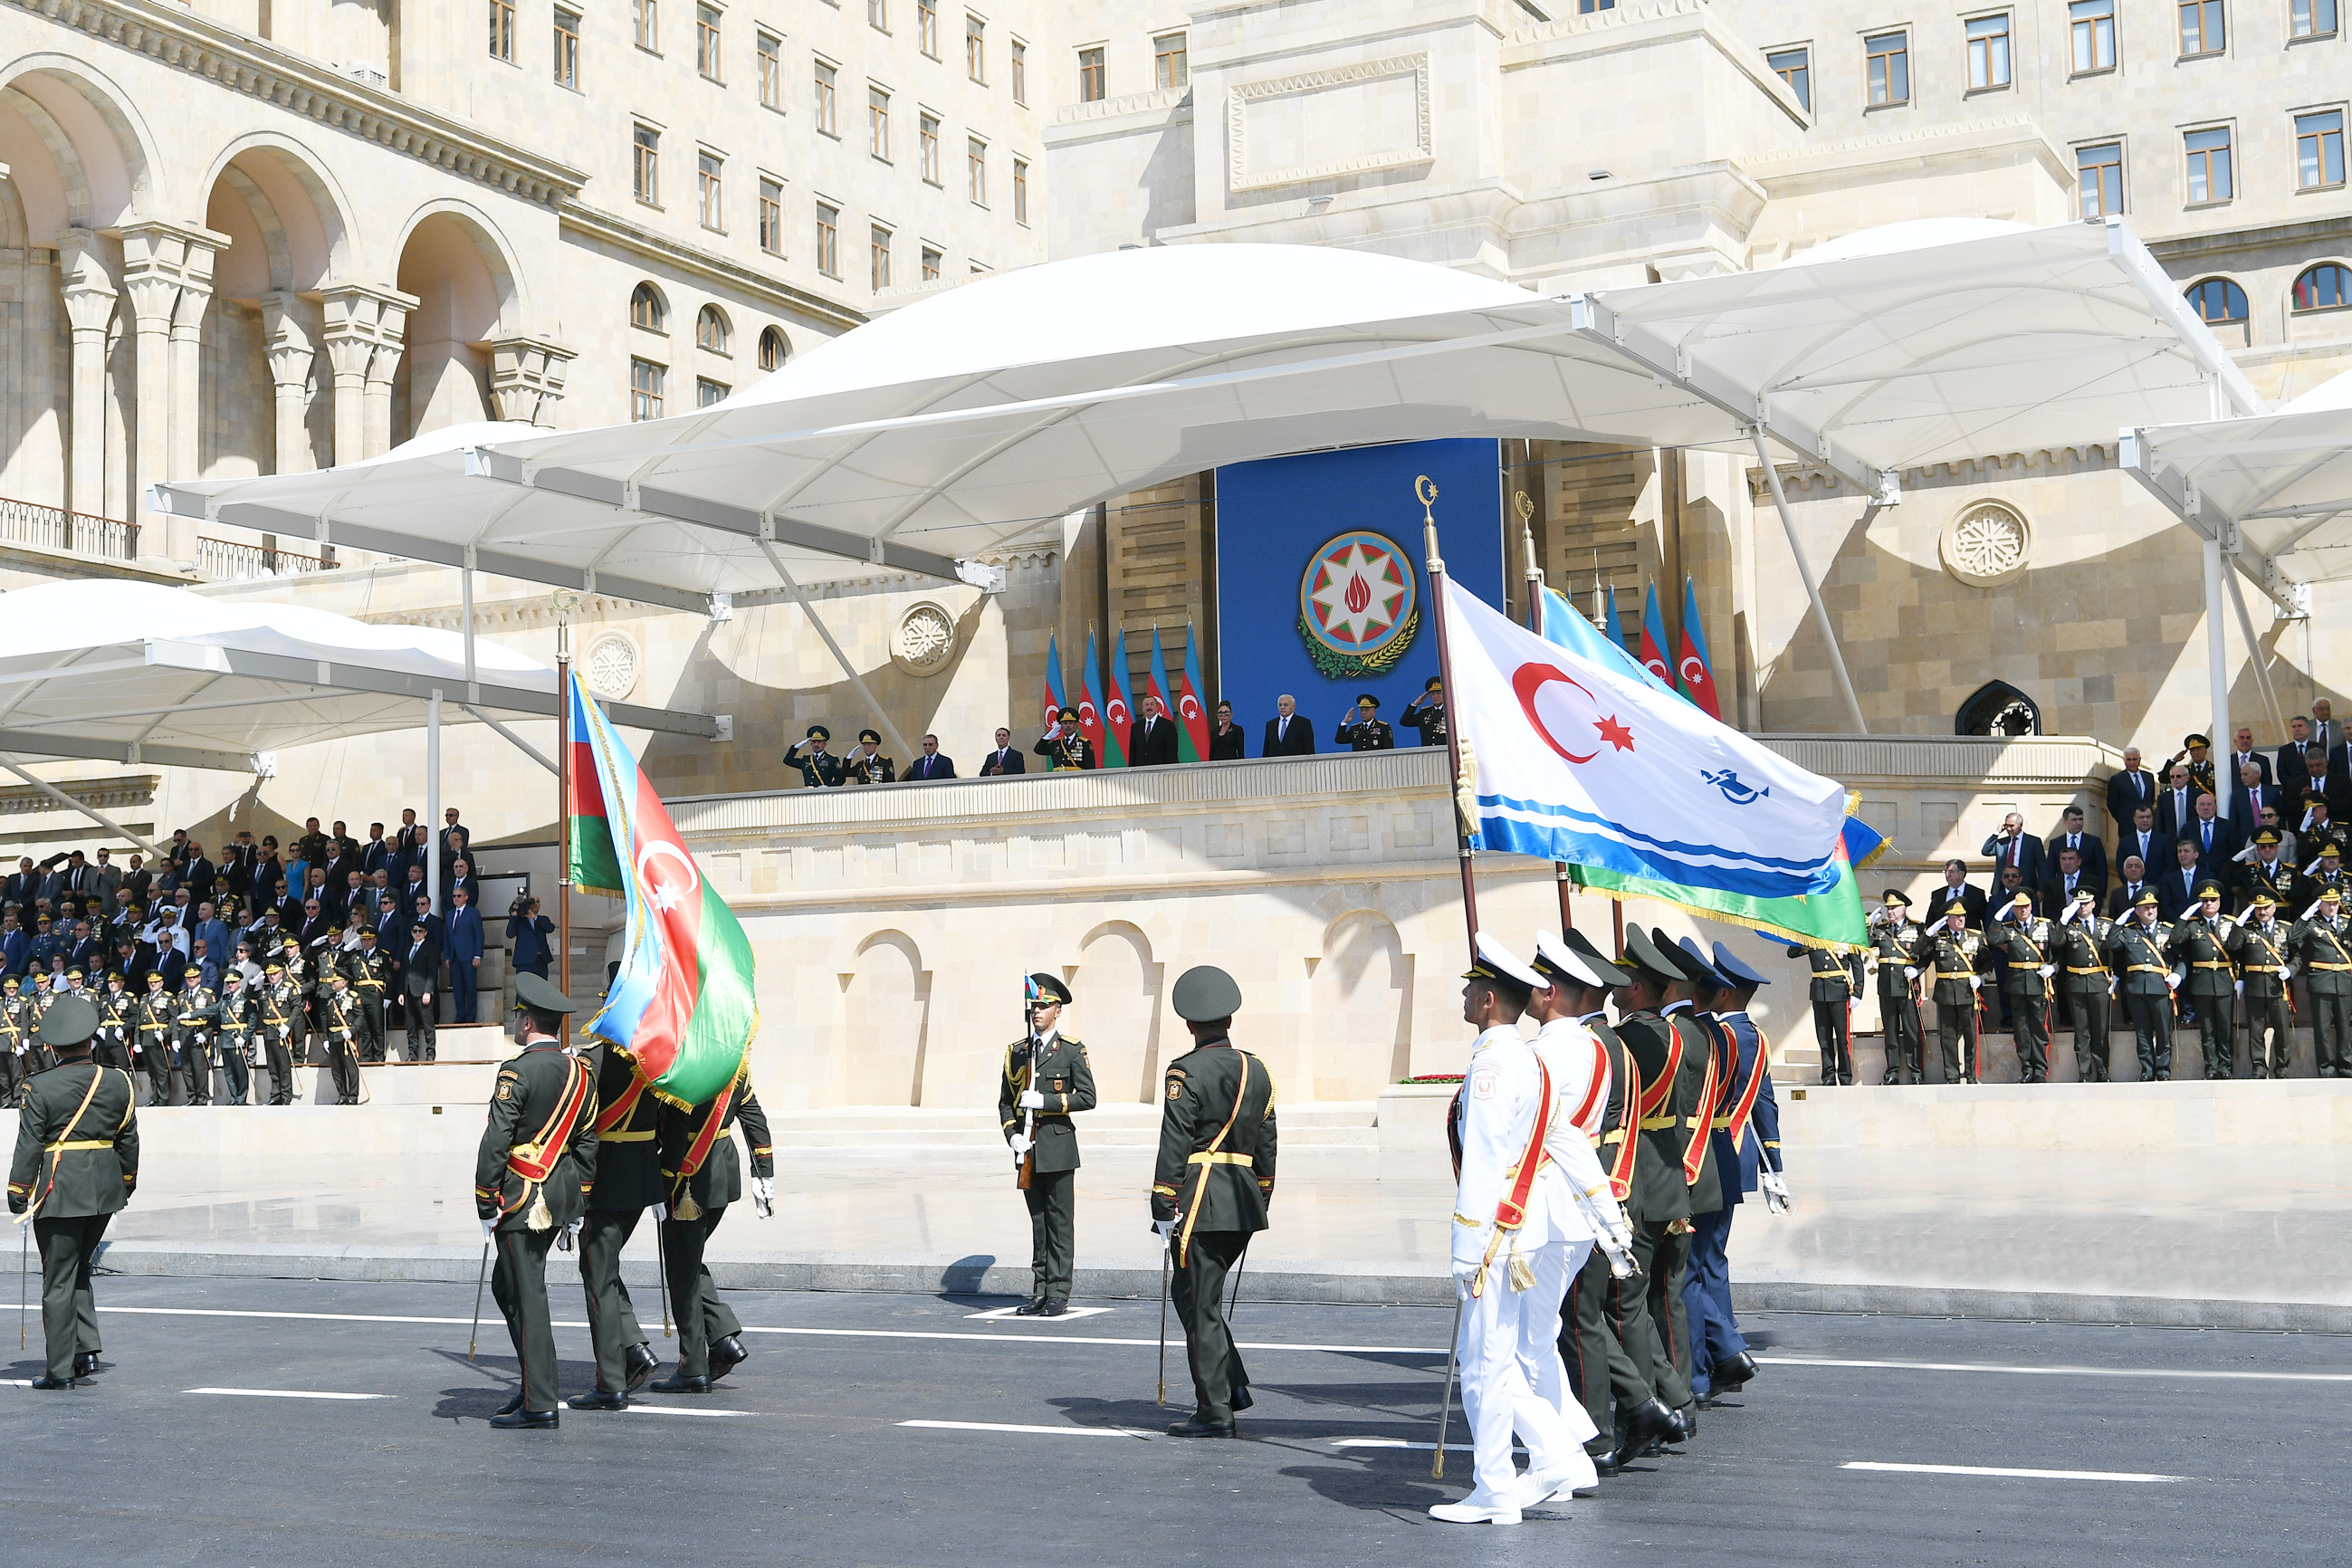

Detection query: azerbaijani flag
(568, 671), (757, 1104)
(1076, 627), (1110, 760)
(1540, 585), (1668, 694)
(1039, 633), (1067, 731)
(1677, 576), (1723, 721)
(1101, 629), (1134, 768)
(1146, 626), (1190, 760)
(1175, 622), (1213, 762)
(1638, 580), (1676, 693)
(1604, 584), (1635, 661)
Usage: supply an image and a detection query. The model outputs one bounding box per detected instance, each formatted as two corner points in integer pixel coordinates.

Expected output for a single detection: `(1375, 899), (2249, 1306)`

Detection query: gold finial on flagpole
(1514, 491), (1541, 588)
(1416, 474), (1442, 572)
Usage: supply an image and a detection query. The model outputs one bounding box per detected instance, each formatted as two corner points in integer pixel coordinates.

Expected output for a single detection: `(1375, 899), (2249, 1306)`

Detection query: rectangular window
(1012, 156), (1028, 225)
(2298, 109), (2347, 189)
(633, 0), (657, 51)
(966, 15), (986, 81)
(815, 62), (838, 136)
(758, 31), (781, 108)
(2185, 125), (2233, 203)
(1767, 46), (1811, 110)
(871, 225), (892, 290)
(1578, 0), (1618, 11)
(633, 123), (660, 205)
(870, 0), (887, 29)
(1966, 14), (2011, 88)
(697, 150), (723, 229)
(815, 202), (840, 277)
(630, 359), (664, 422)
(1864, 31), (1907, 105)
(2291, 0), (2338, 37)
(869, 88), (891, 159)
(1077, 44), (1104, 102)
(553, 7), (580, 87)
(1154, 32), (1188, 91)
(2077, 140), (2123, 216)
(968, 137), (986, 205)
(1011, 40), (1027, 103)
(919, 113), (942, 183)
(2178, 0), (2224, 54)
(489, 0), (515, 62)
(758, 177), (783, 253)
(921, 244), (942, 282)
(696, 5), (722, 79)
(918, 0), (938, 56)
(698, 378), (729, 407)
(2070, 0), (2116, 72)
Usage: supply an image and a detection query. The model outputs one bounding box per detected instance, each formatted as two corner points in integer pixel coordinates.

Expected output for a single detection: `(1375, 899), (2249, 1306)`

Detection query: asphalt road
(0, 1273), (2341, 1565)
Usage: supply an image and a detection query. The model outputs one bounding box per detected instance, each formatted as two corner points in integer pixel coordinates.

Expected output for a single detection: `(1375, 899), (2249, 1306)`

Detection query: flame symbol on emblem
(1344, 576), (1371, 614)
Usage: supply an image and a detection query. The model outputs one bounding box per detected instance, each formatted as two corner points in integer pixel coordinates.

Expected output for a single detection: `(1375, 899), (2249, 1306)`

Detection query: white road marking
(1333, 1439), (1507, 1454)
(185, 1387), (392, 1401)
(964, 1305), (1114, 1322)
(747, 1325), (1441, 1354)
(623, 1403), (751, 1418)
(899, 1420), (1152, 1439)
(1762, 1355), (2352, 1384)
(1843, 1461), (2183, 1484)
(0, 1379), (31, 1387)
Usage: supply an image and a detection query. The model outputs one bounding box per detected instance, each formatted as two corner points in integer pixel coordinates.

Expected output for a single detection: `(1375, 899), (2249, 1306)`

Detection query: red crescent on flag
(1512, 663), (1601, 764)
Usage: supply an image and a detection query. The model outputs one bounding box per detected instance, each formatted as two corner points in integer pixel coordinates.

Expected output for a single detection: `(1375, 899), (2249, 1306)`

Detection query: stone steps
(1781, 1024), (2332, 1084)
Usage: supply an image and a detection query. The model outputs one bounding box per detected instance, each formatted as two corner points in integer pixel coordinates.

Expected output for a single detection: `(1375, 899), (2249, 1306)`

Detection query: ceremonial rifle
(1016, 971), (1040, 1192)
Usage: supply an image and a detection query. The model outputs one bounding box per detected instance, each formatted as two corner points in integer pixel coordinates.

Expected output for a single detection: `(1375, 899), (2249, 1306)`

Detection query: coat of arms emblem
(1296, 531), (1419, 679)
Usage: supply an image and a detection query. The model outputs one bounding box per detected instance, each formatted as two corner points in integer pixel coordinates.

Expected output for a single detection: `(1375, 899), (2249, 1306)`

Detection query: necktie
(2204, 823), (2213, 853)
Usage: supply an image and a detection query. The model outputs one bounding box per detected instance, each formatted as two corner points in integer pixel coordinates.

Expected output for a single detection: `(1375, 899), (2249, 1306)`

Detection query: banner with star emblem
(568, 670), (757, 1106)
(1442, 579), (1849, 901)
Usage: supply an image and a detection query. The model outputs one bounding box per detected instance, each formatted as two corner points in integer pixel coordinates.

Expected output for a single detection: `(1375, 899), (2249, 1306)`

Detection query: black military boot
(709, 1334), (749, 1381)
(625, 1343), (659, 1392)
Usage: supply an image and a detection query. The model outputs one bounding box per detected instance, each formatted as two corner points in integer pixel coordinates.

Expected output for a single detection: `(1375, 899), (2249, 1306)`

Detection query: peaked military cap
(2073, 887), (2099, 905)
(1710, 942), (1773, 989)
(2134, 888), (2161, 907)
(1620, 923), (1688, 985)
(2252, 891), (2279, 909)
(2185, 733), (2211, 749)
(1673, 935), (1728, 990)
(264, 961), (286, 975)
(1026, 971), (1073, 1007)
(512, 970), (574, 1014)
(858, 729), (883, 745)
(184, 965), (203, 980)
(1170, 964), (1242, 1022)
(1056, 706), (1079, 722)
(1355, 693), (1380, 708)
(1882, 888), (1912, 908)
(2323, 886), (2344, 903)
(805, 724), (831, 741)
(2254, 828), (2281, 846)
(2324, 845), (2344, 859)
(2195, 881), (2224, 900)
(1462, 933), (1542, 998)
(1531, 932), (1600, 990)
(2003, 892), (2035, 916)
(37, 994), (97, 1048)
(1560, 926), (1635, 988)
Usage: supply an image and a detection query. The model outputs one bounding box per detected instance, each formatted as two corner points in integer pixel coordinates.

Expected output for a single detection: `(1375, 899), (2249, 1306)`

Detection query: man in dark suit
(2300, 749), (2352, 821)
(2224, 726), (2269, 787)
(2043, 806), (2108, 892)
(359, 824), (396, 880)
(1980, 812), (2044, 889)
(2159, 838), (2210, 922)
(2278, 717), (2321, 790)
(1261, 694), (1315, 758)
(978, 727), (1027, 777)
(906, 734), (956, 780)
(2156, 763), (2204, 840)
(2231, 760), (2283, 830)
(2108, 855), (2151, 917)
(2314, 699), (2342, 769)
(2181, 792), (2240, 867)
(2107, 747), (2157, 827)
(1923, 859), (1987, 930)
(2041, 845), (2095, 916)
(1128, 694), (1179, 767)
(2118, 804), (2168, 888)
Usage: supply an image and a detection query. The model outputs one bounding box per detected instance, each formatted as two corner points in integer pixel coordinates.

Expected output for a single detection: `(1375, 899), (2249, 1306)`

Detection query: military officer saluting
(1911, 904), (1988, 1084)
(1785, 939), (1862, 1085)
(258, 960), (303, 1105)
(2050, 889), (2116, 1082)
(214, 970), (259, 1105)
(846, 727), (896, 785)
(474, 971), (598, 1429)
(2232, 893), (2295, 1080)
(2166, 883), (2238, 1081)
(322, 970), (364, 1104)
(2105, 889), (2176, 1082)
(784, 724), (848, 789)
(0, 975), (26, 1107)
(1334, 693), (1396, 751)
(1986, 893), (2057, 1084)
(1867, 891), (1927, 1085)
(172, 965), (218, 1106)
(569, 1037), (664, 1410)
(1152, 966), (1276, 1439)
(2293, 886), (2352, 1076)
(999, 972), (1096, 1317)
(7, 994), (139, 1387)
(93, 972), (135, 1076)
(131, 970), (176, 1104)
(1034, 706), (1096, 771)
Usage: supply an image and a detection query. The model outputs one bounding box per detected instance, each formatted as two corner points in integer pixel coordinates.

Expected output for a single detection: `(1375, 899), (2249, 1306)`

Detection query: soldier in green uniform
(92, 973), (134, 1076)
(2232, 892), (2295, 1080)
(1400, 675), (1448, 749)
(999, 972), (1096, 1317)
(2166, 883), (2238, 1081)
(322, 970), (364, 1104)
(24, 973), (56, 1076)
(652, 1057), (772, 1394)
(215, 970), (258, 1105)
(784, 724), (847, 789)
(2049, 889), (2115, 1082)
(1034, 706), (1096, 771)
(130, 970), (175, 1104)
(1866, 891), (1926, 1084)
(0, 975), (26, 1107)
(2307, 842), (2351, 904)
(172, 965), (217, 1106)
(1652, 929), (1724, 1439)
(2293, 886), (2352, 1076)
(569, 1037), (664, 1410)
(846, 727), (896, 785)
(1334, 693), (1396, 751)
(2105, 889), (2175, 1082)
(474, 971), (599, 1429)
(2235, 830), (2301, 915)
(7, 995), (139, 1388)
(259, 961), (303, 1104)
(1152, 965), (1276, 1439)
(280, 935), (315, 1060)
(347, 927), (391, 1064)
(1786, 940), (1862, 1085)
(2298, 798), (2349, 868)
(1986, 894), (2056, 1083)
(1912, 905), (1988, 1084)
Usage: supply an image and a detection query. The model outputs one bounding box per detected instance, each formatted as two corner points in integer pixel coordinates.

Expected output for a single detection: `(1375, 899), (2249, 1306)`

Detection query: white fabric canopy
(0, 580), (710, 771)
(153, 220), (2254, 614)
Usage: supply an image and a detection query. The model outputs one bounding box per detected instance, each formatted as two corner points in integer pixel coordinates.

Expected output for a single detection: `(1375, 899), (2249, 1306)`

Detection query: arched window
(1955, 680), (2040, 738)
(629, 282), (667, 332)
(2293, 263), (2352, 312)
(758, 326), (789, 371)
(695, 303), (731, 354)
(2185, 277), (2249, 325)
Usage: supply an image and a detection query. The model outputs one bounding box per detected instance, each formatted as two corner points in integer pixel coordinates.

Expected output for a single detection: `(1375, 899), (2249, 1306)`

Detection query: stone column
(362, 301), (407, 458)
(259, 292), (320, 475)
(56, 232), (119, 521)
(119, 220), (229, 563)
(487, 335), (577, 426)
(320, 284), (417, 465)
(167, 241), (217, 498)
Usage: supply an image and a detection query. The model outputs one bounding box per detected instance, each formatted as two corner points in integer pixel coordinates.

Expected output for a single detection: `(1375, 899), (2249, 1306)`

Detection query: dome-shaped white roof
(732, 244), (1535, 406)
(1781, 217), (2035, 269)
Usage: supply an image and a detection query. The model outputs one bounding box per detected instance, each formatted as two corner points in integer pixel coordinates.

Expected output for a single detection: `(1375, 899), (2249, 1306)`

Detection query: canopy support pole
(759, 541), (916, 763)
(1751, 427), (1868, 735)
(0, 756), (163, 859)
(2204, 539), (2232, 820)
(463, 703), (558, 776)
(461, 551), (480, 706)
(426, 690), (443, 911)
(2223, 568), (2288, 741)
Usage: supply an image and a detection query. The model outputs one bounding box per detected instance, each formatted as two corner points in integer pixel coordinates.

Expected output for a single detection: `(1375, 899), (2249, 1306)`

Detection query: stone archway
(1073, 921), (1166, 1103)
(392, 206), (521, 446)
(1308, 909), (1413, 1100)
(842, 930), (932, 1106)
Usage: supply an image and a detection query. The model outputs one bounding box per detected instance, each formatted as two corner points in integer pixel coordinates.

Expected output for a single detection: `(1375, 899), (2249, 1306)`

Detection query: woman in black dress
(1209, 701), (1248, 760)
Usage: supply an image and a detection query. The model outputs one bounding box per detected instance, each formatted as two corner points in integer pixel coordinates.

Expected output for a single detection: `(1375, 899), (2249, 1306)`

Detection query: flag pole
(1517, 492), (1575, 941)
(1420, 475), (1479, 953)
(554, 591), (577, 1046)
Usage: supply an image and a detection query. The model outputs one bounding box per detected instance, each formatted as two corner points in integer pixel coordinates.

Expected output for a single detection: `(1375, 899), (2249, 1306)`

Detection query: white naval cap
(1463, 932), (1545, 995)
(1532, 931), (1607, 990)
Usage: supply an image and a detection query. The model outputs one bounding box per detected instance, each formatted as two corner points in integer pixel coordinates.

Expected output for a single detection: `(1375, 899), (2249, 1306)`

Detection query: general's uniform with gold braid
(2103, 899), (2178, 1082)
(655, 1062), (772, 1388)
(2291, 891), (2352, 1077)
(2231, 904), (2295, 1079)
(2165, 891), (2239, 1082)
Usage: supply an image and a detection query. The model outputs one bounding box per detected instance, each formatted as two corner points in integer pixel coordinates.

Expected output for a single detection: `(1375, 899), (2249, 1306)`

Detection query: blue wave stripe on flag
(1476, 792), (1843, 898)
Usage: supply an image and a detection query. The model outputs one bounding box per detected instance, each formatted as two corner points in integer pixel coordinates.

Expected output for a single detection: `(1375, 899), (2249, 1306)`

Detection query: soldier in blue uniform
(784, 724), (847, 789)
(1682, 942), (1787, 1403)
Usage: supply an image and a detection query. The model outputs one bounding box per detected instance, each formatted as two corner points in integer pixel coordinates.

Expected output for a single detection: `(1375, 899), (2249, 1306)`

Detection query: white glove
(480, 1217), (497, 1240)
(1593, 1229), (1638, 1279)
(1152, 1218), (1176, 1240)
(562, 1218), (583, 1244)
(1903, 966), (1919, 981)
(1018, 1088), (1046, 1111)
(2037, 964), (2055, 980)
(2166, 971), (2181, 991)
(1451, 1257), (1487, 1297)
(2284, 964), (2298, 981)
(2234, 980), (2244, 997)
(1008, 1133), (1033, 1156)
(1759, 1170), (1793, 1214)
(1968, 976), (1982, 990)
(751, 1175), (775, 1208)
(651, 1202), (667, 1223)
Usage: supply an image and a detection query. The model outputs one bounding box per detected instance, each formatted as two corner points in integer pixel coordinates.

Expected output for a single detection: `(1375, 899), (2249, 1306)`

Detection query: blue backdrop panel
(1213, 438), (1505, 751)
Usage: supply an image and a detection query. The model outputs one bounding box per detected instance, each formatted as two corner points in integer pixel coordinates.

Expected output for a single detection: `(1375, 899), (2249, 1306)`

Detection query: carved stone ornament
(584, 630), (641, 700)
(1939, 500), (2033, 588)
(893, 602), (956, 676)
